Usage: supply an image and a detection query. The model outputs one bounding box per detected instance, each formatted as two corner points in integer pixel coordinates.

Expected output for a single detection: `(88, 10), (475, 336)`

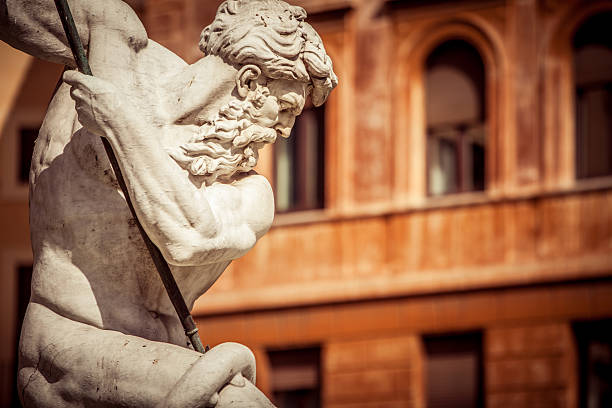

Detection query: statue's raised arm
(5, 0), (337, 407)
(0, 0), (146, 65)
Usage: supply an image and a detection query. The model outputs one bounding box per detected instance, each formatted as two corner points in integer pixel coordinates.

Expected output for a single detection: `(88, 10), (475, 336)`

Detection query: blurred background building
(1, 0), (612, 406)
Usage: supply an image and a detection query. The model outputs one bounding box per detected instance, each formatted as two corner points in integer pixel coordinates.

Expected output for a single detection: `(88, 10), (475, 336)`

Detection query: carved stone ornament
(0, 0), (337, 406)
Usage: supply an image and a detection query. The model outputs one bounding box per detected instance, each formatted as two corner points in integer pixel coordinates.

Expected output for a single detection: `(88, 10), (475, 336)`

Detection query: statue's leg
(17, 302), (259, 407)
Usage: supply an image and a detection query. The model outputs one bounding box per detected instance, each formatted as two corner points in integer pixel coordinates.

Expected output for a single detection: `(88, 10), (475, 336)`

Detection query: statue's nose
(276, 126), (292, 138)
(276, 111), (295, 131)
(275, 111), (296, 137)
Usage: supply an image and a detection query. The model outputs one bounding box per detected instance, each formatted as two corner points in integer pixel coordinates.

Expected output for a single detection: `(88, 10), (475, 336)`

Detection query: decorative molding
(194, 252), (612, 316)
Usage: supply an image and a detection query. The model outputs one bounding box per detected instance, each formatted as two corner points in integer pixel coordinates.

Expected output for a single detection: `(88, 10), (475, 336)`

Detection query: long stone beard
(168, 97), (277, 185)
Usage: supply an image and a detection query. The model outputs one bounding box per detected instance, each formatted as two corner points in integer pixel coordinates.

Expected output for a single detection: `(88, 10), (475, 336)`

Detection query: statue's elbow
(162, 234), (216, 266)
(163, 244), (200, 266)
(161, 223), (257, 266)
(156, 219), (221, 265)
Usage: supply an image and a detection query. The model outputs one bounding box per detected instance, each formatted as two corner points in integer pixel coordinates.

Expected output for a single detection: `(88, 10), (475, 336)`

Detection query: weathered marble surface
(0, 0), (336, 406)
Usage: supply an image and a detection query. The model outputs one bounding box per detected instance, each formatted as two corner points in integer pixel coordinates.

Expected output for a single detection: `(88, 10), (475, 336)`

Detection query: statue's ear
(236, 65), (262, 98)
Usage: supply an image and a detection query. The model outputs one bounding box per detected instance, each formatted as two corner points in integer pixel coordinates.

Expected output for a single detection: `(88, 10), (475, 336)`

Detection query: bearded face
(169, 87), (280, 185)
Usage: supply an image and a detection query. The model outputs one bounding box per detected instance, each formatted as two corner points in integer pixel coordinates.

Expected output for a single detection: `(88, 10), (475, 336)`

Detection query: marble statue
(0, 0), (337, 406)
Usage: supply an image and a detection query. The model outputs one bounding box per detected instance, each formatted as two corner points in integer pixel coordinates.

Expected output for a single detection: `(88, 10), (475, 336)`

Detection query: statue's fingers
(69, 89), (89, 109)
(74, 104), (90, 121)
(63, 71), (117, 101)
(63, 71), (103, 96)
(71, 94), (96, 127)
(229, 372), (246, 387)
(216, 381), (275, 408)
(62, 69), (88, 87)
(69, 87), (81, 100)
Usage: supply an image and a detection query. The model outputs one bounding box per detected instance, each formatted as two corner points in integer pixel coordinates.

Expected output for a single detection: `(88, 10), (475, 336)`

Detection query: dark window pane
(424, 332), (483, 408)
(274, 389), (319, 408)
(471, 141), (485, 191)
(574, 12), (612, 179)
(425, 40), (486, 196)
(575, 320), (612, 408)
(274, 104), (325, 212)
(19, 128), (38, 184)
(268, 347), (320, 408)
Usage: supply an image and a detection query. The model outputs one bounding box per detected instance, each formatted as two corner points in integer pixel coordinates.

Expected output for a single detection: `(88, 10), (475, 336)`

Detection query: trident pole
(53, 0), (207, 354)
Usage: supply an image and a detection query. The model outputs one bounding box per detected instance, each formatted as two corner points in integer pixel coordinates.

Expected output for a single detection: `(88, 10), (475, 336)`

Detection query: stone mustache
(0, 0), (337, 406)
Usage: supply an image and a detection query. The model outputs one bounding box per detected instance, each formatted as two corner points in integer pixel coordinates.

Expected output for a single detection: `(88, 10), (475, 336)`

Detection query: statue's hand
(63, 70), (129, 137)
(214, 374), (276, 407)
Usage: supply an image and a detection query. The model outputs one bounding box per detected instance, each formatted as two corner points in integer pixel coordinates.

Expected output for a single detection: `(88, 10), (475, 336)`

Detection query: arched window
(425, 40), (486, 196)
(574, 12), (612, 180)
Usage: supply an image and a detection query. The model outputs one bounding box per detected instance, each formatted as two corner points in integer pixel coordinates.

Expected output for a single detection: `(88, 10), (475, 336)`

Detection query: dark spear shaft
(54, 0), (207, 354)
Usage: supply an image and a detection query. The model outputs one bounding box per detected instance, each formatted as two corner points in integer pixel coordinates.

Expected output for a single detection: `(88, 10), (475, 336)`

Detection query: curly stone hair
(199, 0), (338, 106)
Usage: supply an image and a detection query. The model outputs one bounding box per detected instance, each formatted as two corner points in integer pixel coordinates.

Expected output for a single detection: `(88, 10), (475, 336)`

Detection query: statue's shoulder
(89, 0), (148, 49)
(137, 39), (189, 77)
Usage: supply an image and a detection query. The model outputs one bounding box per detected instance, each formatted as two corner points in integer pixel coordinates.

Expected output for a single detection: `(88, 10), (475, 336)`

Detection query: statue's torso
(26, 40), (272, 346)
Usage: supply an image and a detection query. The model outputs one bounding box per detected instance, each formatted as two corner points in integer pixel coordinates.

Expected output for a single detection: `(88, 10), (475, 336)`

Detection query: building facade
(1, 0), (611, 407)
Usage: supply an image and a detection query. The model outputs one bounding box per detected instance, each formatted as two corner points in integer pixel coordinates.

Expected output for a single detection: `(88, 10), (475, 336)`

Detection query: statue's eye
(279, 95), (301, 114)
(279, 100), (293, 111)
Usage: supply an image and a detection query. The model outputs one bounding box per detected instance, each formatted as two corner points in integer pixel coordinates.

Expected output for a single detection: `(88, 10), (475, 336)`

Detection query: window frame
(266, 346), (322, 408)
(0, 112), (41, 201)
(423, 39), (488, 197)
(392, 17), (506, 204)
(572, 13), (612, 181)
(543, 4), (612, 189)
(574, 319), (612, 408)
(423, 331), (484, 408)
(427, 122), (487, 196)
